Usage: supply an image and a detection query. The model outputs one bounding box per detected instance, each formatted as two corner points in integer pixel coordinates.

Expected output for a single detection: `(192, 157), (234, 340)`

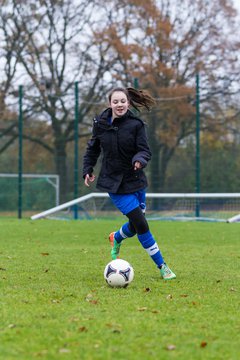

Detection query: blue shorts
(109, 190), (146, 215)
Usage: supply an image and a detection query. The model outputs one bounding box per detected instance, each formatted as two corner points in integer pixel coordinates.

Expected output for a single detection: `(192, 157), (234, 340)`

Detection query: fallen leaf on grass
(200, 341), (207, 348)
(151, 310), (160, 314)
(0, 267), (6, 271)
(106, 323), (122, 333)
(41, 253), (49, 256)
(144, 287), (151, 292)
(22, 300), (29, 304)
(89, 300), (98, 305)
(59, 348), (71, 354)
(85, 293), (98, 304)
(80, 248), (88, 254)
(51, 299), (61, 304)
(230, 287), (237, 292)
(166, 344), (176, 351)
(180, 294), (188, 297)
(78, 326), (88, 332)
(137, 307), (147, 311)
(8, 324), (16, 329)
(166, 294), (173, 300)
(85, 293), (93, 301)
(34, 349), (48, 356)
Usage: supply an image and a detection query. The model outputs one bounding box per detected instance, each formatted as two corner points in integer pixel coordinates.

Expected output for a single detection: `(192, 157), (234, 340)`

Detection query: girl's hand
(133, 161), (142, 170)
(84, 174), (96, 187)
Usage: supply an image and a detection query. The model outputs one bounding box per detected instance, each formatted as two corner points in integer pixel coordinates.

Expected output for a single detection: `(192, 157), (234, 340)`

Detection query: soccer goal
(30, 192), (240, 222)
(0, 173), (60, 213)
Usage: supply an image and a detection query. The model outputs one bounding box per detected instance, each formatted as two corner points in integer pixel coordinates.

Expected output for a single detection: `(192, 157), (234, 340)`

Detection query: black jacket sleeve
(82, 120), (101, 178)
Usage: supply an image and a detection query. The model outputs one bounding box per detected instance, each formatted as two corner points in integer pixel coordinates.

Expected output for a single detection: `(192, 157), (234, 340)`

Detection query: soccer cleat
(109, 232), (115, 248)
(109, 232), (121, 260)
(160, 264), (176, 280)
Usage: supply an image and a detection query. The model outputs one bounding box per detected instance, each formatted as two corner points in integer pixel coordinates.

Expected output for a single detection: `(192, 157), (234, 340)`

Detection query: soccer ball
(104, 259), (134, 288)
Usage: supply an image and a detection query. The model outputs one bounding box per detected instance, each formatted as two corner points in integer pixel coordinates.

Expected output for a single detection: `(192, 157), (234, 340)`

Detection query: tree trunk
(159, 145), (176, 191)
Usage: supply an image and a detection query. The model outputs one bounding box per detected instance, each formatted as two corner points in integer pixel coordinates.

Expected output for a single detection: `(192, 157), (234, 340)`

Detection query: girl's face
(109, 91), (129, 119)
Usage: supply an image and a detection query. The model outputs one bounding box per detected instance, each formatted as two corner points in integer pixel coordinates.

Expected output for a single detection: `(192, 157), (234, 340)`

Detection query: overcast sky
(233, 0), (240, 13)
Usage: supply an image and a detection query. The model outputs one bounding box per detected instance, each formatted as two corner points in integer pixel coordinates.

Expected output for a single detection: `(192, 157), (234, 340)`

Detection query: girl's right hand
(84, 174), (96, 187)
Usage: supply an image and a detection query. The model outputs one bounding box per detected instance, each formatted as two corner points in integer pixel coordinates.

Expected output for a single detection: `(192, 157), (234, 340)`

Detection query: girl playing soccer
(83, 87), (176, 280)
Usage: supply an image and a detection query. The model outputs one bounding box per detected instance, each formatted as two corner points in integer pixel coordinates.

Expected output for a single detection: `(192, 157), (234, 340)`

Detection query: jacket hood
(98, 108), (144, 124)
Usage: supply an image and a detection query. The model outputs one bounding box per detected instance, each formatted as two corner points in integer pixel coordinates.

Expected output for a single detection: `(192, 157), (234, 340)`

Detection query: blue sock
(138, 231), (164, 268)
(114, 222), (136, 243)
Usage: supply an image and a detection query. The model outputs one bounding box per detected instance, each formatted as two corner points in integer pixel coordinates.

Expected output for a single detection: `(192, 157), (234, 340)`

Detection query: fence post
(74, 81), (79, 219)
(195, 73), (201, 217)
(18, 85), (23, 219)
(133, 77), (139, 90)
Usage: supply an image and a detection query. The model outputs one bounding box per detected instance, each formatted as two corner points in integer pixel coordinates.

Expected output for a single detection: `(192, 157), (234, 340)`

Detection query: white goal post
(227, 213), (240, 223)
(30, 192), (240, 222)
(31, 192), (108, 220)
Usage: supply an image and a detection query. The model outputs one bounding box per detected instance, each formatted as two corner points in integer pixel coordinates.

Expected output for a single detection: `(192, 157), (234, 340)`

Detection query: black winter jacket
(82, 108), (152, 193)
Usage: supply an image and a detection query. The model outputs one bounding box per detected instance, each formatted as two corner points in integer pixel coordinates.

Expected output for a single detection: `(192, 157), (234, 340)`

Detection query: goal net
(0, 173), (59, 214)
(31, 192), (240, 223)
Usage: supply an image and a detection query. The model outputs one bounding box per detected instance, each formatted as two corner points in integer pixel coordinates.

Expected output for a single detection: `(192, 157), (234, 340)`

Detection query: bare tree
(95, 0), (240, 192)
(1, 0), (240, 199)
(0, 0), (26, 152)
(0, 0), (120, 199)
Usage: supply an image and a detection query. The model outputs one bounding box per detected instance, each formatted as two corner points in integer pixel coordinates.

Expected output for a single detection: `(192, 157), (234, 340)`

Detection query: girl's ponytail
(127, 87), (156, 111)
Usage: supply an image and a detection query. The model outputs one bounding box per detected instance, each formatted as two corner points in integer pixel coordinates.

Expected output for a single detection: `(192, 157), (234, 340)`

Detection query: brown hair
(108, 87), (155, 111)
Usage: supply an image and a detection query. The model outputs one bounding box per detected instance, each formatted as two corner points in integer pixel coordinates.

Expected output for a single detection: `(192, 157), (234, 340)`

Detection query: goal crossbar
(30, 192), (240, 221)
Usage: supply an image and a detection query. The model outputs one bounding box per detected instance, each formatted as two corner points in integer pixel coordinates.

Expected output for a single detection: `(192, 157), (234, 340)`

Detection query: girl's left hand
(84, 173), (96, 187)
(133, 161), (142, 170)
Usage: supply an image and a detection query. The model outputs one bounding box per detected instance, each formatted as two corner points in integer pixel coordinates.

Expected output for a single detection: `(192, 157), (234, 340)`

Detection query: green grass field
(0, 219), (239, 360)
